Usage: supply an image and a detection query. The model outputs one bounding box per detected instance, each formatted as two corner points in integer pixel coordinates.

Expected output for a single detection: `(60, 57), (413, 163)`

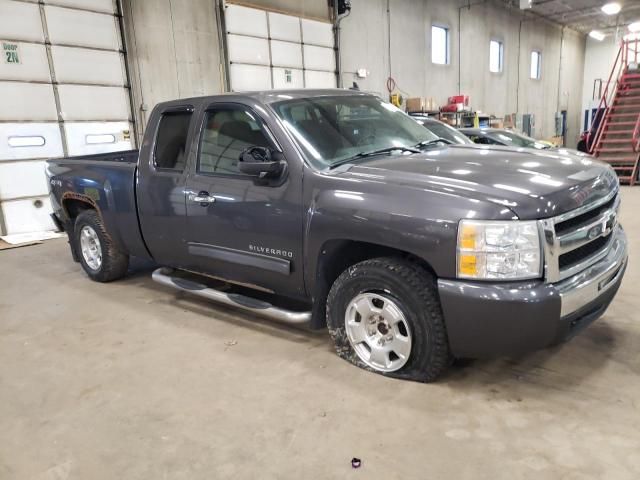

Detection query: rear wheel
(74, 210), (129, 282)
(326, 257), (450, 382)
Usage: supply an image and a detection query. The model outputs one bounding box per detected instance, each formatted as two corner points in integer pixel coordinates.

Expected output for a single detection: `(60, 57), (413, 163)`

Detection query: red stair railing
(587, 39), (639, 154)
(633, 112), (640, 152)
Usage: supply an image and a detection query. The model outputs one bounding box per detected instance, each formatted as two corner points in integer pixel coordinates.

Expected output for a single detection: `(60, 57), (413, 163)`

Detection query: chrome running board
(151, 268), (311, 325)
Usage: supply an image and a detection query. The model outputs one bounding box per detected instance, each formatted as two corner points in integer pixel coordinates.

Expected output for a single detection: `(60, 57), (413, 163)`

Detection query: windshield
(487, 130), (549, 150)
(422, 120), (473, 145)
(271, 95), (439, 168)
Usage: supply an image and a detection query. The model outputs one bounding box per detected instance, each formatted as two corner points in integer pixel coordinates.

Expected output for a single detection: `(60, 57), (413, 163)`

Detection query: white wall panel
(225, 4), (268, 37)
(227, 34), (269, 65)
(64, 121), (132, 156)
(44, 0), (115, 14)
(301, 18), (333, 47)
(272, 67), (303, 89)
(0, 160), (48, 200)
(0, 0), (134, 234)
(304, 70), (336, 88)
(0, 123), (63, 160)
(57, 85), (129, 121)
(1, 196), (56, 234)
(51, 46), (124, 85)
(270, 40), (302, 68)
(303, 45), (335, 72)
(0, 82), (57, 121)
(0, 43), (50, 82)
(44, 5), (119, 50)
(268, 12), (300, 42)
(0, 1), (44, 43)
(229, 64), (271, 91)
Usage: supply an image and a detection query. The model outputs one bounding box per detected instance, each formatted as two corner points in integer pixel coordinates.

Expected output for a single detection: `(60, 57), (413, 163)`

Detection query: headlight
(457, 220), (542, 280)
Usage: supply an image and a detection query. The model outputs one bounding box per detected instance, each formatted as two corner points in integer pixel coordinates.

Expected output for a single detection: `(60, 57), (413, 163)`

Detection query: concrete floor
(1, 189), (639, 480)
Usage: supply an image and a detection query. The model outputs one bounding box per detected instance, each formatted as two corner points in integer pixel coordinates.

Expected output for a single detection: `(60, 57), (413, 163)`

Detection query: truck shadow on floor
(123, 259), (631, 392)
(443, 319), (637, 396)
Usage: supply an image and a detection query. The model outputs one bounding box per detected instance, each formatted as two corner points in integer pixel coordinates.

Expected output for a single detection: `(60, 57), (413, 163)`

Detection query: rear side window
(154, 111), (192, 171)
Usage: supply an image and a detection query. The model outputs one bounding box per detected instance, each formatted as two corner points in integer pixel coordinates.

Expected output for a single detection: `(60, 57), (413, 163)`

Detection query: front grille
(544, 190), (620, 283)
(558, 233), (611, 270)
(555, 195), (616, 235)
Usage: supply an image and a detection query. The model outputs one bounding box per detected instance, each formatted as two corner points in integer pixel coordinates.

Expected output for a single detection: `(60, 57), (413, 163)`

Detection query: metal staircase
(588, 38), (640, 186)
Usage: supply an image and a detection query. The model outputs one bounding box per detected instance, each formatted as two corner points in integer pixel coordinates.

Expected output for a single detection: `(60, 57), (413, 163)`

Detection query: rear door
(136, 105), (194, 266)
(182, 102), (304, 298)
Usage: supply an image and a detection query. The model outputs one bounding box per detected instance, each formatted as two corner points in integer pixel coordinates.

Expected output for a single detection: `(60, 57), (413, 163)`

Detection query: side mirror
(238, 146), (284, 177)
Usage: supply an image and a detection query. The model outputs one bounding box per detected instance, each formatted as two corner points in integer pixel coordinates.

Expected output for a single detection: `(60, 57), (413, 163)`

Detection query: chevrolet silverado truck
(46, 90), (628, 382)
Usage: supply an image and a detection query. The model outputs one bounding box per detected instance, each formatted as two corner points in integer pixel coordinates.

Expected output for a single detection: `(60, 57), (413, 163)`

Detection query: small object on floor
(224, 340), (238, 349)
(351, 458), (361, 469)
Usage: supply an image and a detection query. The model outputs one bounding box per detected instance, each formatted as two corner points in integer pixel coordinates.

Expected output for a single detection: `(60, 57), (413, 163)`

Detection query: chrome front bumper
(555, 225), (628, 317)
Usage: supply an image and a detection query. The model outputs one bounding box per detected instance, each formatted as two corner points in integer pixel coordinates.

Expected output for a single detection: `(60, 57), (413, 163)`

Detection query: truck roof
(156, 89), (371, 109)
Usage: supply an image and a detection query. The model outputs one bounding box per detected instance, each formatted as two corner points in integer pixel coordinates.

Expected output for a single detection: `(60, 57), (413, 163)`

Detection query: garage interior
(1, 0), (640, 478)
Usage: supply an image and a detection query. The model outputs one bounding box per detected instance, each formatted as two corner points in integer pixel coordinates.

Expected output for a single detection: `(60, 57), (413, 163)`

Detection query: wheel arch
(309, 239), (436, 329)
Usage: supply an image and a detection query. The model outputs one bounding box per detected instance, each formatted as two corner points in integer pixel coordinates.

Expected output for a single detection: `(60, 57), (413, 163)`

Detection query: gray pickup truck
(47, 89), (628, 382)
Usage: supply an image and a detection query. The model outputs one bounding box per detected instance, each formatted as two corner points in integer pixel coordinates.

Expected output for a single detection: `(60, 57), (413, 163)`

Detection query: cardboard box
(406, 97), (426, 113)
(503, 113), (517, 129)
(406, 97), (439, 113)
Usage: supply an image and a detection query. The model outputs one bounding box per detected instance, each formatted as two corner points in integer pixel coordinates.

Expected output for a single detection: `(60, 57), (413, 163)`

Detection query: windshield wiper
(329, 146), (420, 169)
(415, 138), (453, 148)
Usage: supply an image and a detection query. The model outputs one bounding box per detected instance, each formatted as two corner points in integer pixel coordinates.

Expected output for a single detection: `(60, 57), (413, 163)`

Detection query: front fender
(303, 170), (516, 292)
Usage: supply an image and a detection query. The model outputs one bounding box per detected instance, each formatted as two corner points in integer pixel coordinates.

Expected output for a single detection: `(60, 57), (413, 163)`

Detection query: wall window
(198, 108), (271, 175)
(431, 25), (449, 65)
(531, 50), (542, 79)
(489, 40), (503, 73)
(154, 111), (192, 171)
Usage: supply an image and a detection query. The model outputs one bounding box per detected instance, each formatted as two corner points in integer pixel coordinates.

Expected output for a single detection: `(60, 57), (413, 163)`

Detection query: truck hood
(338, 145), (618, 220)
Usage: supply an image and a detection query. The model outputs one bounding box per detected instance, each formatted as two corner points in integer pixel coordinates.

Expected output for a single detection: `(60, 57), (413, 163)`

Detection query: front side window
(432, 25), (449, 65)
(198, 107), (271, 175)
(531, 50), (541, 79)
(489, 40), (503, 73)
(154, 111), (192, 171)
(272, 95), (438, 168)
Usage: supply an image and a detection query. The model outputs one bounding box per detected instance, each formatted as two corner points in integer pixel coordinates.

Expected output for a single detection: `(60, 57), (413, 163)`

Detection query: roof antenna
(349, 82), (360, 90)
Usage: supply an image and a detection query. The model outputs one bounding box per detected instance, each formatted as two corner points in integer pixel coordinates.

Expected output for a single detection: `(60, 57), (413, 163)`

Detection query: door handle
(189, 191), (216, 205)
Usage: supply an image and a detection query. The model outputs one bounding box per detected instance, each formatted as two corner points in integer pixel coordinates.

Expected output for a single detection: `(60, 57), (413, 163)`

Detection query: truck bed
(53, 149), (139, 164)
(46, 149), (149, 259)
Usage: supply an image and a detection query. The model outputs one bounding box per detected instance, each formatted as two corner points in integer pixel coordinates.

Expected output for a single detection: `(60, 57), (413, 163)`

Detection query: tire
(326, 257), (450, 382)
(73, 210), (129, 282)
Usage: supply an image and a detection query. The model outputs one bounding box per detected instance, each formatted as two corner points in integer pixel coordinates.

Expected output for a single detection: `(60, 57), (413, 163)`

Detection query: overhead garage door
(0, 0), (133, 235)
(224, 3), (336, 92)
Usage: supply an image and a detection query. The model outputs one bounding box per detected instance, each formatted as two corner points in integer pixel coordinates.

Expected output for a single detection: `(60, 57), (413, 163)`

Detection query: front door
(183, 103), (304, 298)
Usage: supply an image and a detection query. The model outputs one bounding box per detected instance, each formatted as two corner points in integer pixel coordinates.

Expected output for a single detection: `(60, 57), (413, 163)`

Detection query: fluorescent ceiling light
(589, 30), (606, 41)
(629, 21), (640, 32)
(624, 32), (640, 41)
(601, 2), (621, 15)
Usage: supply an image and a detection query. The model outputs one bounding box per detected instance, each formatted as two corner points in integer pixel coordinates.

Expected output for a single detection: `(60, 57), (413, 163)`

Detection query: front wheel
(74, 210), (129, 282)
(326, 258), (450, 382)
